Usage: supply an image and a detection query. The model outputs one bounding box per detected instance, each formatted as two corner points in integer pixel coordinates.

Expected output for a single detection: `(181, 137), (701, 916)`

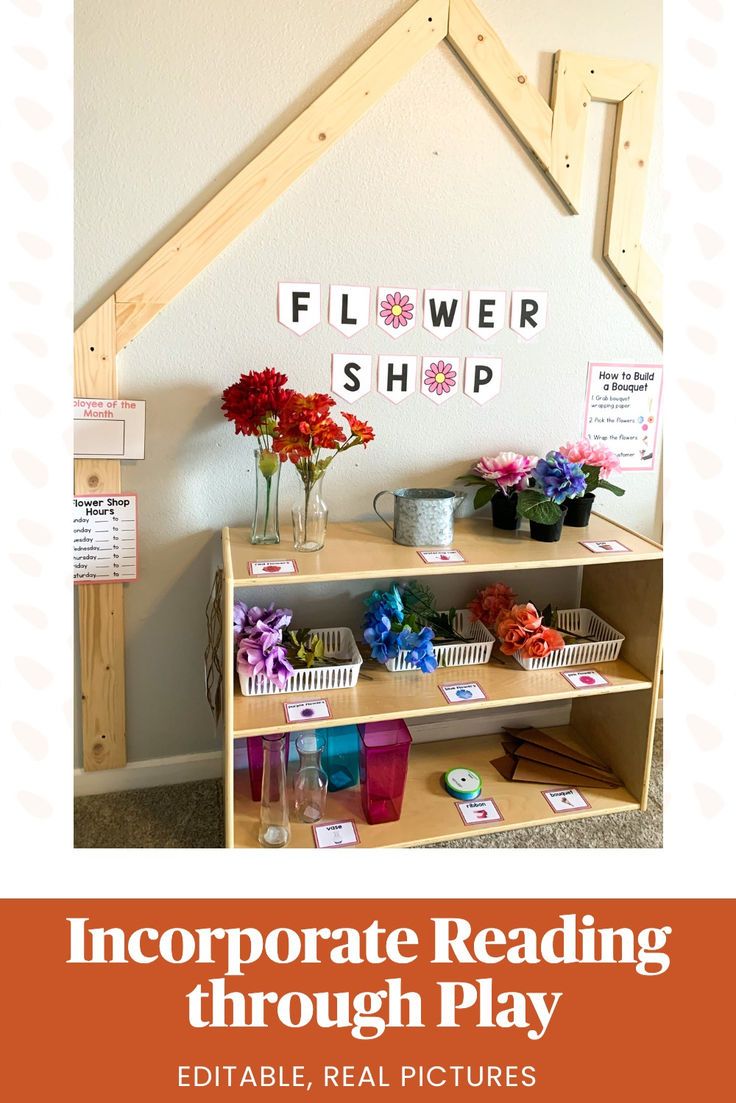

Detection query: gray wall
(75, 0), (662, 765)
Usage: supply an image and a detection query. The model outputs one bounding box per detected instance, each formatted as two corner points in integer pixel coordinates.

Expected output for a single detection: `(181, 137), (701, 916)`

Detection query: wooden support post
(114, 0), (449, 349)
(74, 298), (127, 770)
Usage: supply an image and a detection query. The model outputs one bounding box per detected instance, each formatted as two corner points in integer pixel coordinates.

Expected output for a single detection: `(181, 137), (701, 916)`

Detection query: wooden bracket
(75, 0), (662, 769)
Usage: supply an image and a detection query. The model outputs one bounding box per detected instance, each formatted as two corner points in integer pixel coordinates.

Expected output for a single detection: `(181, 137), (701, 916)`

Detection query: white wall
(75, 0), (662, 765)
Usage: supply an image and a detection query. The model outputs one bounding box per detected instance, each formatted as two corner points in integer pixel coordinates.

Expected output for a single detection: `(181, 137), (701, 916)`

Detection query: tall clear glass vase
(258, 733), (290, 848)
(251, 448), (281, 545)
(293, 732), (328, 823)
(292, 469), (328, 552)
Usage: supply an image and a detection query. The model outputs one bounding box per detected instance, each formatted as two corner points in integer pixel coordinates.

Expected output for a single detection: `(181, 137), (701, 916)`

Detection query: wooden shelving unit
(222, 515), (663, 849)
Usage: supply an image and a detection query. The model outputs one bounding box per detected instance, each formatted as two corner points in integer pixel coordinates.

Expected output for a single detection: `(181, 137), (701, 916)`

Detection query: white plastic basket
(238, 627), (362, 696)
(386, 609), (494, 672)
(511, 608), (625, 670)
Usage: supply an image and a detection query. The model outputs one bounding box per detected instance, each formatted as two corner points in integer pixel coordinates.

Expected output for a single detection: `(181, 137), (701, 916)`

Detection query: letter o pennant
(464, 357), (502, 405)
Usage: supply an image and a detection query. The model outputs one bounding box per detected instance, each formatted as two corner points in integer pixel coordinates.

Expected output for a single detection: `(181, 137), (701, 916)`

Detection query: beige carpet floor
(75, 722), (662, 849)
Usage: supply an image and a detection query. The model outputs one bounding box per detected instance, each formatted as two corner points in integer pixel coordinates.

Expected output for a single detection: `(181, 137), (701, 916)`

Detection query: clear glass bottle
(293, 731), (328, 823)
(258, 733), (290, 847)
(251, 448), (281, 545)
(292, 470), (328, 552)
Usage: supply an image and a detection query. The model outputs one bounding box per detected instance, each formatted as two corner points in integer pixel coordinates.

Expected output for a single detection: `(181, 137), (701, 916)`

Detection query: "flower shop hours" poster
(582, 362), (663, 472)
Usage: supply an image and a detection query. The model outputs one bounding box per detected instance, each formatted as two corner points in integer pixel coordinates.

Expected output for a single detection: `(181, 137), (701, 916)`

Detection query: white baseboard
(74, 750), (222, 796)
(74, 704), (571, 795)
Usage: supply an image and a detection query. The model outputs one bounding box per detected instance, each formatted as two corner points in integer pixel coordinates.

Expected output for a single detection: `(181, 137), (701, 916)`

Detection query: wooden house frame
(74, 0), (662, 770)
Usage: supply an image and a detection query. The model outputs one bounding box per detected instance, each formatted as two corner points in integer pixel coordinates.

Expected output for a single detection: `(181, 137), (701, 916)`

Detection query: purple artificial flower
(234, 602), (294, 687)
(532, 451), (587, 505)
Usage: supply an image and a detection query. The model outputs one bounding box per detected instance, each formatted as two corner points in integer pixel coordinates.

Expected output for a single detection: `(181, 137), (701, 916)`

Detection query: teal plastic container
(318, 724), (360, 792)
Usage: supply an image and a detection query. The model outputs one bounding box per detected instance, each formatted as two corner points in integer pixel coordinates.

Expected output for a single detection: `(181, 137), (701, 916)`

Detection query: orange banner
(1, 899), (731, 1099)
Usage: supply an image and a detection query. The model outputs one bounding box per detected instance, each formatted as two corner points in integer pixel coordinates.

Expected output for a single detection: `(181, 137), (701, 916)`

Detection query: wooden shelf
(221, 513), (663, 848)
(224, 514), (662, 587)
(233, 726), (640, 849)
(231, 656), (651, 739)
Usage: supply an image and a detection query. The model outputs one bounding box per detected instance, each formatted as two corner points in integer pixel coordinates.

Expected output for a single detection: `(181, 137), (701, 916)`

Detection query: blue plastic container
(318, 724), (360, 792)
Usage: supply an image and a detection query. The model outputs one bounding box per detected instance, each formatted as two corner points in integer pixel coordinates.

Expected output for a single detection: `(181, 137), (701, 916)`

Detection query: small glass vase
(292, 471), (328, 552)
(258, 733), (290, 848)
(293, 732), (328, 823)
(251, 448), (281, 545)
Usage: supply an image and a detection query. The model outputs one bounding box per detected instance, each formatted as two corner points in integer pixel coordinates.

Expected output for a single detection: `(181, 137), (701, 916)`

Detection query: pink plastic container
(246, 734), (290, 801)
(357, 719), (413, 825)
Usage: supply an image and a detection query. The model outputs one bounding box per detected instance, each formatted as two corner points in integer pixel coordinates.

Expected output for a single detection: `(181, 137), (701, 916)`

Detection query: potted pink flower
(459, 451), (537, 530)
(557, 439), (625, 527)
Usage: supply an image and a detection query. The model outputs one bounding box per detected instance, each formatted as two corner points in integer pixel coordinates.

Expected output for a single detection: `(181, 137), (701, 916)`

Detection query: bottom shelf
(232, 725), (640, 849)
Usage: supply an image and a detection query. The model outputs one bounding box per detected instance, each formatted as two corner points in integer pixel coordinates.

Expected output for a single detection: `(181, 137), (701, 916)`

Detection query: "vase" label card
(541, 788), (591, 814)
(439, 682), (487, 704)
(455, 798), (504, 827)
(560, 670), (610, 690)
(283, 698), (332, 724)
(248, 559), (298, 577)
(312, 820), (361, 849)
(418, 549), (466, 564)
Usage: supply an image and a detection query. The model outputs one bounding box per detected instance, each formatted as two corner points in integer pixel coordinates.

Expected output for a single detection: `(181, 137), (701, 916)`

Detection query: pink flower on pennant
(423, 360), (457, 395)
(380, 291), (414, 329)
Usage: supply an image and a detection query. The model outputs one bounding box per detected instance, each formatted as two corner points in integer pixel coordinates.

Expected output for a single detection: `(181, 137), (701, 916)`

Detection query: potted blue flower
(517, 451), (587, 542)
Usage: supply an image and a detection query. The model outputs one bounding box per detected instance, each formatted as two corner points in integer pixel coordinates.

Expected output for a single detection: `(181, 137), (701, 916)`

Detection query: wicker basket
(386, 609), (494, 672)
(512, 608), (624, 671)
(238, 627), (362, 696)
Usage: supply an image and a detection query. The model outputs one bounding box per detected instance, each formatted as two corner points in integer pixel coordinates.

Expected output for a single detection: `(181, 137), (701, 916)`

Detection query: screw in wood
(517, 74), (526, 84)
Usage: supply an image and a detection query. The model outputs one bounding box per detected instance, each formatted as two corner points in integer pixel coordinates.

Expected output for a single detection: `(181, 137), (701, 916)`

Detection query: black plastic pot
(564, 493), (595, 527)
(529, 507), (567, 543)
(491, 491), (520, 530)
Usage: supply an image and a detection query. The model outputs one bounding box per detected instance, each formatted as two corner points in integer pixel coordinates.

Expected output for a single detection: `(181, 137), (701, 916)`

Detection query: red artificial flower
(342, 411), (375, 447)
(273, 392), (346, 462)
(221, 368), (291, 437)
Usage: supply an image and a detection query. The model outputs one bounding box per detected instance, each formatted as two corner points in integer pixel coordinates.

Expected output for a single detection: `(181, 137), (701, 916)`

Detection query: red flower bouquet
(273, 394), (375, 551)
(469, 583), (565, 661)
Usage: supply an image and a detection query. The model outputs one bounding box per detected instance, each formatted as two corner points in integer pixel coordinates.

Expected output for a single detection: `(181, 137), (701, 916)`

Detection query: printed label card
(248, 559), (298, 577)
(377, 355), (417, 403)
(580, 540), (632, 554)
(418, 549), (465, 564)
(284, 698), (332, 724)
(73, 398), (146, 460)
(467, 289), (506, 339)
(331, 353), (372, 403)
(464, 357), (502, 405)
(74, 494), (138, 584)
(423, 289), (463, 339)
(542, 788), (591, 813)
(560, 670), (610, 690)
(421, 357), (460, 404)
(455, 798), (504, 827)
(328, 285), (370, 337)
(439, 682), (487, 704)
(377, 287), (417, 338)
(312, 820), (360, 849)
(278, 282), (321, 335)
(510, 290), (548, 340)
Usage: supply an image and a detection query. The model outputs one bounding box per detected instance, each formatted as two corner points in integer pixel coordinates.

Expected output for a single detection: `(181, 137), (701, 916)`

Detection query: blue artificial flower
(532, 451), (586, 504)
(363, 608), (401, 663)
(396, 626), (437, 674)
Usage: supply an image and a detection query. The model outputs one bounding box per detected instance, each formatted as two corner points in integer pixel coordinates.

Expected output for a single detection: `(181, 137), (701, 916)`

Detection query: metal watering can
(373, 488), (464, 547)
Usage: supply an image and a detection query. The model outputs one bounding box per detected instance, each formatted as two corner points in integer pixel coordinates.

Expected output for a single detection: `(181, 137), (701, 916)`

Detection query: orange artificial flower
(342, 411), (375, 447)
(509, 602), (543, 633)
(521, 627), (565, 659)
